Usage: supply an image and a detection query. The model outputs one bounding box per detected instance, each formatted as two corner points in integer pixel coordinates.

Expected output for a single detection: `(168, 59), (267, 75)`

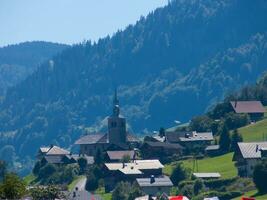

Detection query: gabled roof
(193, 173), (221, 178)
(105, 160), (164, 175)
(205, 145), (220, 151)
(70, 154), (94, 164)
(46, 145), (70, 155)
(144, 141), (184, 150)
(39, 147), (50, 153)
(43, 155), (65, 164)
(230, 101), (266, 114)
(166, 131), (213, 143)
(237, 142), (267, 159)
(136, 176), (173, 187)
(107, 150), (135, 160)
(74, 133), (107, 145)
(75, 132), (139, 145)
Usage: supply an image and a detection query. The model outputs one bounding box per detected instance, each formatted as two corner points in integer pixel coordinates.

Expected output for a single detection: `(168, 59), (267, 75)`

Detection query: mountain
(1, 0), (267, 169)
(0, 41), (69, 96)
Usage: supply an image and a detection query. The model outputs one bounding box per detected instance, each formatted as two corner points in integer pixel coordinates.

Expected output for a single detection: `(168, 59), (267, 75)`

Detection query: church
(75, 90), (139, 156)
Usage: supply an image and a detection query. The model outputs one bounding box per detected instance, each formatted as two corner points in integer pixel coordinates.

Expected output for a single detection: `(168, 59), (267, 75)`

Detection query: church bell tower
(108, 89), (127, 145)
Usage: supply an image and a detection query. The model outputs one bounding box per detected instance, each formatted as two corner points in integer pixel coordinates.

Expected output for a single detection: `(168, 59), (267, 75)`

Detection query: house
(140, 141), (184, 159)
(37, 145), (94, 165)
(230, 101), (266, 121)
(75, 90), (139, 156)
(104, 159), (164, 191)
(106, 150), (135, 162)
(192, 173), (221, 180)
(204, 197), (219, 200)
(136, 175), (173, 196)
(165, 131), (214, 149)
(233, 142), (267, 177)
(135, 195), (189, 200)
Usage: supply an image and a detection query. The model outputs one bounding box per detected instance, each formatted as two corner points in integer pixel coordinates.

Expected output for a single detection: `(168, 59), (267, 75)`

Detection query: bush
(111, 181), (142, 200)
(38, 163), (57, 179)
(193, 179), (204, 195)
(85, 173), (98, 191)
(170, 163), (188, 186)
(0, 173), (26, 199)
(253, 159), (267, 193)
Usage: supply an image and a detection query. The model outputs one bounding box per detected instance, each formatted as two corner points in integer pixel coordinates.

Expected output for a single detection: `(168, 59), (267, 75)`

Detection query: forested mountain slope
(1, 0), (267, 167)
(0, 41), (68, 96)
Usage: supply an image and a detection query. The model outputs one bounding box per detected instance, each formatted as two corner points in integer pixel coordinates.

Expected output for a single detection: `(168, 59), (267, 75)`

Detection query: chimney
(122, 162), (125, 168)
(234, 101), (237, 108)
(256, 144), (259, 152)
(150, 175), (155, 184)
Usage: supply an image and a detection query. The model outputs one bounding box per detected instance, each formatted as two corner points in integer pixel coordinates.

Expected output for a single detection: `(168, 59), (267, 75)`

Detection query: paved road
(68, 177), (102, 200)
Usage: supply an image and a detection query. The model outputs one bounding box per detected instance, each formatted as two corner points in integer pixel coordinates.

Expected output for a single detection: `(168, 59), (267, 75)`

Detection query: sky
(0, 0), (168, 47)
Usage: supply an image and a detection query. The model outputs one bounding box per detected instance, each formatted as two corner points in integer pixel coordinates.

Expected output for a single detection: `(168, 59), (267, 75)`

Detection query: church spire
(113, 88), (120, 116)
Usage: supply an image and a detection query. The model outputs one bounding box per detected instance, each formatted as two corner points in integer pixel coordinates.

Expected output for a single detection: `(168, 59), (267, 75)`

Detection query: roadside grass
(67, 175), (85, 191)
(23, 174), (37, 185)
(237, 118), (267, 142)
(95, 187), (112, 200)
(232, 190), (267, 200)
(164, 152), (237, 179)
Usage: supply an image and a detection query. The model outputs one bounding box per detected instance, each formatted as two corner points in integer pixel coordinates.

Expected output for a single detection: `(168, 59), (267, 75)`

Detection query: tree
(219, 124), (231, 153)
(0, 173), (26, 199)
(95, 148), (103, 165)
(112, 181), (131, 200)
(0, 160), (6, 180)
(253, 159), (267, 193)
(159, 127), (165, 138)
(231, 129), (243, 152)
(85, 172), (98, 191)
(38, 163), (57, 179)
(29, 185), (65, 200)
(170, 163), (188, 186)
(33, 161), (41, 176)
(193, 179), (204, 195)
(121, 154), (131, 163)
(77, 157), (87, 174)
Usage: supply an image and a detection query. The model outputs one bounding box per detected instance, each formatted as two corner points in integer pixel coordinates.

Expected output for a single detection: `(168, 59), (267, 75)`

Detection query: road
(68, 177), (102, 200)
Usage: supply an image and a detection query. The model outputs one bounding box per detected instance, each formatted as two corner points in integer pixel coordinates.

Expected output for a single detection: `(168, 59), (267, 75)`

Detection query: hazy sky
(0, 0), (168, 47)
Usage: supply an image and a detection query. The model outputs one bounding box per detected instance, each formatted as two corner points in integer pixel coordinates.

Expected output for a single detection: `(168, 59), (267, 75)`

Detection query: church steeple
(113, 88), (120, 116)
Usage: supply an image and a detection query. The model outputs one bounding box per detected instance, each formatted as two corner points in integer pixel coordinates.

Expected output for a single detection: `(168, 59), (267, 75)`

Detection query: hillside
(1, 0), (267, 171)
(0, 41), (68, 96)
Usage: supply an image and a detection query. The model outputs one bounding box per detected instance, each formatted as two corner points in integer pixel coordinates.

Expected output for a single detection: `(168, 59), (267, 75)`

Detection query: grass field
(23, 174), (37, 185)
(95, 187), (112, 200)
(164, 153), (237, 179)
(232, 190), (267, 200)
(237, 118), (267, 142)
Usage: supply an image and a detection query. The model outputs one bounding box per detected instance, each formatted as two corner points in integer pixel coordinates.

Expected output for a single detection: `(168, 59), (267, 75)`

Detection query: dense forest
(0, 41), (68, 96)
(1, 0), (267, 174)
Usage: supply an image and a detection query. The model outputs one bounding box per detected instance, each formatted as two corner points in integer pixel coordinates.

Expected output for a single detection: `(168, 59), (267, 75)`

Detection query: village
(28, 90), (267, 200)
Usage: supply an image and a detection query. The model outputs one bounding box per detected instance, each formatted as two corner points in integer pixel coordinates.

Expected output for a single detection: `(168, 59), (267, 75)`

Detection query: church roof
(74, 133), (107, 145)
(75, 133), (139, 145)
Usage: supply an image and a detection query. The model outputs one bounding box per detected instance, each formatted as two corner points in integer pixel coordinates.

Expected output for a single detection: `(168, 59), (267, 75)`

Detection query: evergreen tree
(95, 148), (103, 166)
(77, 157), (87, 174)
(219, 124), (231, 153)
(170, 163), (188, 186)
(253, 159), (267, 193)
(231, 129), (243, 152)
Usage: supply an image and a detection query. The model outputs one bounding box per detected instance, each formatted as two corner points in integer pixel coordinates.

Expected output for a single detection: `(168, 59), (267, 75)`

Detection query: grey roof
(46, 145), (70, 155)
(230, 101), (266, 114)
(193, 173), (221, 178)
(144, 141), (184, 150)
(75, 133), (139, 145)
(136, 176), (173, 187)
(74, 134), (106, 145)
(166, 131), (213, 143)
(205, 145), (220, 151)
(237, 142), (267, 159)
(107, 150), (135, 160)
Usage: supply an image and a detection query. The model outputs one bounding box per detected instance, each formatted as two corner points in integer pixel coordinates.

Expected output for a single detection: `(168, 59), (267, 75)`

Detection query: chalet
(106, 150), (135, 162)
(136, 175), (173, 196)
(205, 145), (220, 156)
(75, 90), (139, 156)
(165, 131), (214, 148)
(104, 159), (164, 191)
(140, 141), (184, 159)
(37, 145), (94, 165)
(230, 101), (266, 121)
(233, 142), (267, 177)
